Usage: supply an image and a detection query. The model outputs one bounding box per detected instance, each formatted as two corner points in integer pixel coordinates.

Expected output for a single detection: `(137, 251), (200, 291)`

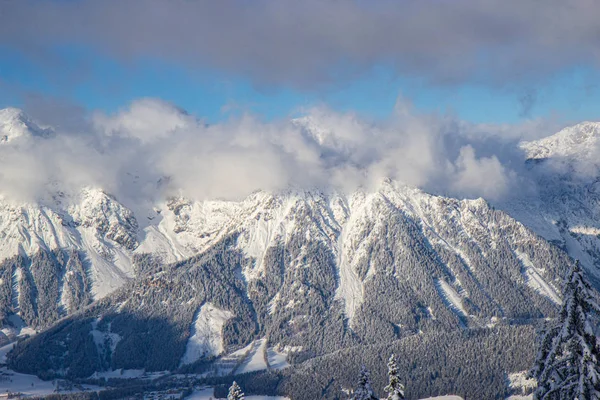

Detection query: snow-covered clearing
(235, 339), (267, 374)
(516, 251), (561, 305)
(90, 318), (122, 354)
(435, 279), (468, 319)
(2, 315), (36, 340)
(266, 346), (290, 370)
(0, 367), (54, 396)
(0, 342), (15, 363)
(181, 303), (233, 365)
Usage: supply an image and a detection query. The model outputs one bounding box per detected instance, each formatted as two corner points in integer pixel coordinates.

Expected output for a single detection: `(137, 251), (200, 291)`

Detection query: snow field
(181, 303), (234, 365)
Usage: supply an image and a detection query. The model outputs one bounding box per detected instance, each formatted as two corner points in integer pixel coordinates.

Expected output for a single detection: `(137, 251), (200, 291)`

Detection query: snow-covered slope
(0, 108), (138, 305)
(180, 302), (233, 364)
(0, 188), (138, 300)
(0, 177), (570, 336)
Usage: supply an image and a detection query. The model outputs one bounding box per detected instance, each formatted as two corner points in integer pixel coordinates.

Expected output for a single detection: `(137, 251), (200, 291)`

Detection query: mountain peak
(520, 121), (600, 160)
(0, 107), (53, 143)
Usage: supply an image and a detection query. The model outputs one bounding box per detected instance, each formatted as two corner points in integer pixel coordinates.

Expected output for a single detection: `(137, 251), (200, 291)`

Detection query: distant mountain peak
(520, 121), (600, 160)
(0, 107), (53, 143)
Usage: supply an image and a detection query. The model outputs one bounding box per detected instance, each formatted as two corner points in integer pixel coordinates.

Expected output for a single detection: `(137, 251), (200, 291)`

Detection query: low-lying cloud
(0, 98), (564, 206)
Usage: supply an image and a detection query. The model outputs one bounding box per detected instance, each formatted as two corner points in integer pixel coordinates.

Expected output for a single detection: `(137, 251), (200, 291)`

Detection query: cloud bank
(0, 98), (561, 206)
(2, 0), (600, 88)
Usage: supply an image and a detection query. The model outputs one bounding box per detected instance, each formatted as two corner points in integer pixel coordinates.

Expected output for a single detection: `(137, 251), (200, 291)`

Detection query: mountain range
(1, 108), (600, 398)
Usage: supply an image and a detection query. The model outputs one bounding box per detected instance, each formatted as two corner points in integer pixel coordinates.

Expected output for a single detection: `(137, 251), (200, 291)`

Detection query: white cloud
(451, 145), (513, 200)
(0, 97), (557, 205)
(92, 98), (194, 144)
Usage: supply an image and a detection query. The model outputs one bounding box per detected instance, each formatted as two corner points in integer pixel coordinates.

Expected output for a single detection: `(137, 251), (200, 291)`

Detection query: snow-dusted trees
(531, 261), (600, 400)
(351, 365), (378, 400)
(0, 250), (92, 329)
(227, 381), (245, 400)
(384, 354), (405, 400)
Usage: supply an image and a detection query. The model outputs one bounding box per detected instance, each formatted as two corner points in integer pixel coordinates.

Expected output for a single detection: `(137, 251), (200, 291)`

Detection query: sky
(1, 0), (600, 124)
(0, 0), (600, 204)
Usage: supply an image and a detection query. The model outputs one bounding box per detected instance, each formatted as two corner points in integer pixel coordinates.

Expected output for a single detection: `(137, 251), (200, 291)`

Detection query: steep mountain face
(0, 188), (139, 333)
(8, 180), (571, 378)
(142, 182), (570, 328)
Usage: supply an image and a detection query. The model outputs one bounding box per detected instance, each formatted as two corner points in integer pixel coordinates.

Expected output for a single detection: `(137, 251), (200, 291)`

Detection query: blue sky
(2, 1), (600, 125)
(2, 45), (599, 125)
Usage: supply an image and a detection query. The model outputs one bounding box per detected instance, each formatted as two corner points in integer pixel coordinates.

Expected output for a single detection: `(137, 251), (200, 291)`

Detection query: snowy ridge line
(520, 121), (600, 160)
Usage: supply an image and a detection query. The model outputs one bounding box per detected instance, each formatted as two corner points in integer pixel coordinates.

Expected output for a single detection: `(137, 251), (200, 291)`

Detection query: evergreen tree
(351, 365), (378, 400)
(384, 354), (405, 400)
(227, 381), (245, 400)
(531, 261), (600, 400)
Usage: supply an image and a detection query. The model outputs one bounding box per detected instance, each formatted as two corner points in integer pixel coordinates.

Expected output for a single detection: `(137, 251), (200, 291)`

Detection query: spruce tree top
(384, 354), (405, 400)
(532, 261), (600, 400)
(352, 364), (378, 400)
(227, 381), (245, 400)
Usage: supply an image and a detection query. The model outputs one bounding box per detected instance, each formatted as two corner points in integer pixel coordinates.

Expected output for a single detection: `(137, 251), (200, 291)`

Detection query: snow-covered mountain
(501, 121), (600, 285)
(8, 179), (571, 378)
(520, 121), (600, 161)
(153, 180), (568, 325)
(0, 108), (581, 332)
(0, 108), (597, 399)
(0, 188), (138, 298)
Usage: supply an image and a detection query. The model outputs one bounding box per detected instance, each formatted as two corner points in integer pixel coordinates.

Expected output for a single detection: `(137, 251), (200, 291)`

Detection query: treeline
(280, 325), (536, 399)
(181, 324), (535, 399)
